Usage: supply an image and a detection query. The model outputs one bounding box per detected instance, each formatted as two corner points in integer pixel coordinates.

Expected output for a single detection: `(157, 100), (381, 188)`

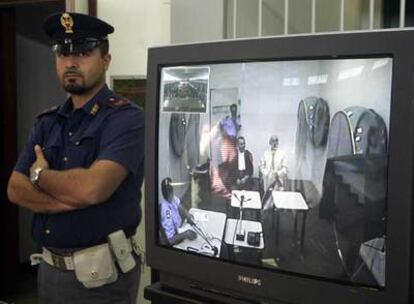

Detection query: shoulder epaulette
(36, 105), (60, 119)
(104, 95), (131, 109)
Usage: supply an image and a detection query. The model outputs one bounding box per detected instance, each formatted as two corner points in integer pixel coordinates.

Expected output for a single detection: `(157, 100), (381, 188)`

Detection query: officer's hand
(184, 230), (197, 241)
(188, 213), (195, 222)
(31, 145), (49, 172)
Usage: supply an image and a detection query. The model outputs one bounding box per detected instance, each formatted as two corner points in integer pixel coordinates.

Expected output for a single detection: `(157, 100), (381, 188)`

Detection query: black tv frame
(145, 30), (414, 304)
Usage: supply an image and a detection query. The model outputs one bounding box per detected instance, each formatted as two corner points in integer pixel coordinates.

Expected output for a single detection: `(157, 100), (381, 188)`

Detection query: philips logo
(238, 275), (262, 286)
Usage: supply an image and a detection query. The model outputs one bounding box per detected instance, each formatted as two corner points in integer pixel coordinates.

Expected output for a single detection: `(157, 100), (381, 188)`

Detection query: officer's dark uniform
(13, 12), (144, 303)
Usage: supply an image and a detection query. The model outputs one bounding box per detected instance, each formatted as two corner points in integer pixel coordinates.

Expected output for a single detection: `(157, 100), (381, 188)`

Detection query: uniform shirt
(14, 85), (145, 249)
(160, 195), (182, 241)
(219, 115), (241, 139)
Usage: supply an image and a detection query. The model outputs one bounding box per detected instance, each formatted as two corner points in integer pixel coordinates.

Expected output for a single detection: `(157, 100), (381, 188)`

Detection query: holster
(73, 243), (118, 288)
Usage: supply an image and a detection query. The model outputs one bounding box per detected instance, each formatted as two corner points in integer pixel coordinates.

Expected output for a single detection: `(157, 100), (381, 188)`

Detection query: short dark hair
(161, 177), (173, 200)
(97, 39), (109, 56)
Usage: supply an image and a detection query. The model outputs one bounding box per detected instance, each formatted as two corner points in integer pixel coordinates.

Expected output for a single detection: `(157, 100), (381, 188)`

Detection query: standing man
(211, 104), (241, 200)
(7, 12), (144, 303)
(219, 103), (241, 140)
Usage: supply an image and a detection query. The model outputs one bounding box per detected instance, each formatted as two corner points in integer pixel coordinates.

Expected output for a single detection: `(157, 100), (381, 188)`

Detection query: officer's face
(56, 47), (111, 95)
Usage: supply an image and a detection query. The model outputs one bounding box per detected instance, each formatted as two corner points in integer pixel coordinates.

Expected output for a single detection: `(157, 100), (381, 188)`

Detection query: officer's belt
(35, 236), (141, 271)
(42, 247), (75, 271)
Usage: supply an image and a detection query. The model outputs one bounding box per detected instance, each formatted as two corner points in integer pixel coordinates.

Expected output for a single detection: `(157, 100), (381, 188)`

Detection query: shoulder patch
(165, 209), (171, 219)
(36, 105), (59, 119)
(105, 96), (131, 109)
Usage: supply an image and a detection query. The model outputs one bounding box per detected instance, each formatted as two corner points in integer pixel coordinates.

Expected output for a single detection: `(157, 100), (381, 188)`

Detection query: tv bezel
(145, 30), (414, 304)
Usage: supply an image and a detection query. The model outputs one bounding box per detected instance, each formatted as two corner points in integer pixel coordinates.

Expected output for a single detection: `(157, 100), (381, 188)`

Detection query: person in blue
(219, 103), (241, 139)
(160, 177), (197, 245)
(211, 104), (241, 197)
(7, 12), (144, 303)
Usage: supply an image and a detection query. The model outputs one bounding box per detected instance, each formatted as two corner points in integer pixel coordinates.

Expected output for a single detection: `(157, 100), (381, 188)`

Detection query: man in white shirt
(259, 135), (288, 193)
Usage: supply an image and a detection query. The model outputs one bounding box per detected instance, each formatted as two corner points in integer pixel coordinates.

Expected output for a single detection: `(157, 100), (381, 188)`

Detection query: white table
(271, 191), (309, 250)
(231, 190), (262, 209)
(224, 219), (264, 249)
(272, 191), (309, 210)
(173, 208), (226, 257)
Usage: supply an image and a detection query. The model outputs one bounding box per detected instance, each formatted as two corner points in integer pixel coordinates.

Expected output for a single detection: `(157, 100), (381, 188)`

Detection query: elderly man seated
(259, 135), (288, 194)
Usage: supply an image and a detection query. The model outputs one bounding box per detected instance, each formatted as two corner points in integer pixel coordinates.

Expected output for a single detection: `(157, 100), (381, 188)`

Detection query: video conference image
(157, 57), (391, 288)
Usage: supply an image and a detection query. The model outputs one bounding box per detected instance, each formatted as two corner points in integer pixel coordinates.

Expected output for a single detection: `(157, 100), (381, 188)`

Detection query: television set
(145, 30), (414, 304)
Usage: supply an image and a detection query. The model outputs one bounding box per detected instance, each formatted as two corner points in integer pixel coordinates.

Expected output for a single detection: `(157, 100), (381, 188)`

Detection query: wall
(171, 0), (224, 43)
(262, 0), (285, 36)
(99, 0), (170, 78)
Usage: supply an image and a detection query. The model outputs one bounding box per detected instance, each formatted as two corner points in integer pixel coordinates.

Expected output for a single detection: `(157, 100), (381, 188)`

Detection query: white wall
(99, 0), (171, 78)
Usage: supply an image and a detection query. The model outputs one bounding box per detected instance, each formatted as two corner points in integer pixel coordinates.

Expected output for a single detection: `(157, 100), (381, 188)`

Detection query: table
(173, 208), (226, 257)
(224, 219), (264, 249)
(271, 191), (309, 250)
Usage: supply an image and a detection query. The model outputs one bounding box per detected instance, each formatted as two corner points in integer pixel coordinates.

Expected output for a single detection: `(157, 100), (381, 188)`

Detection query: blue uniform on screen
(160, 195), (182, 240)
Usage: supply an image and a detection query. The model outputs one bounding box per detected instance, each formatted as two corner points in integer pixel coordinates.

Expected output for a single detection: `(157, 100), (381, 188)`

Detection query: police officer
(160, 178), (197, 245)
(7, 12), (144, 303)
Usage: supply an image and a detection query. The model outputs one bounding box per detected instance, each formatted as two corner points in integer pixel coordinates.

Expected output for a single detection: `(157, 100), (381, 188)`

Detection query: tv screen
(146, 31), (414, 304)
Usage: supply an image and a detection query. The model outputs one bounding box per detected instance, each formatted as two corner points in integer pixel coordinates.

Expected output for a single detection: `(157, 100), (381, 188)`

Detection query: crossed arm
(37, 160), (127, 206)
(7, 145), (128, 213)
(7, 171), (75, 214)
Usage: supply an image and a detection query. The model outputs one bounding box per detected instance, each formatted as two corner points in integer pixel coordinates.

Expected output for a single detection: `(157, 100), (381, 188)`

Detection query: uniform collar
(58, 84), (112, 118)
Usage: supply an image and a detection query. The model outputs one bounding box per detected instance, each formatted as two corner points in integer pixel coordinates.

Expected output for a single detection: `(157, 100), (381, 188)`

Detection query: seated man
(259, 135), (288, 193)
(235, 136), (254, 190)
(160, 177), (197, 245)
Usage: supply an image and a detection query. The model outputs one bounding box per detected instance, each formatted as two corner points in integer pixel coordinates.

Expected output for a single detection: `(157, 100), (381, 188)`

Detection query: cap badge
(60, 13), (74, 34)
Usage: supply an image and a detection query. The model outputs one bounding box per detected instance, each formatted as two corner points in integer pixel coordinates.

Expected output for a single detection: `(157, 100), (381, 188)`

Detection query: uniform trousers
(38, 255), (141, 304)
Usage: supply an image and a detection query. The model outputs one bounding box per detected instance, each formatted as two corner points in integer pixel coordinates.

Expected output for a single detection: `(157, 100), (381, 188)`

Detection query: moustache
(63, 69), (82, 77)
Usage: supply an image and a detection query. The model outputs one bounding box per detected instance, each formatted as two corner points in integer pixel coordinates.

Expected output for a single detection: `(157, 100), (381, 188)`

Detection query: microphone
(240, 195), (245, 208)
(187, 215), (218, 257)
(236, 195), (246, 241)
